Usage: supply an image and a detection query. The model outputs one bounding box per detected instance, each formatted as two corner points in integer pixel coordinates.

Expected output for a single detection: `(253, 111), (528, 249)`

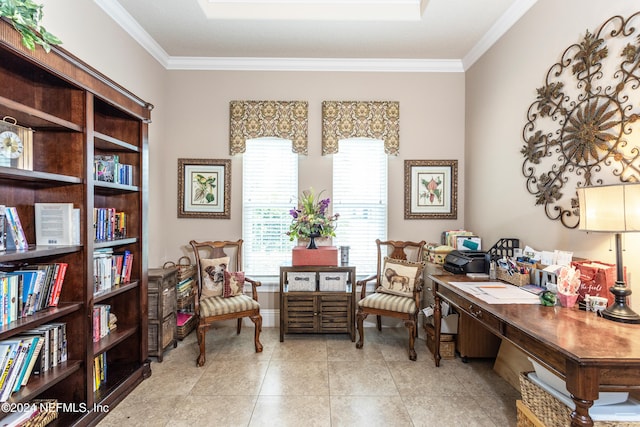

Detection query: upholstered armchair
(190, 239), (263, 366)
(356, 239), (426, 360)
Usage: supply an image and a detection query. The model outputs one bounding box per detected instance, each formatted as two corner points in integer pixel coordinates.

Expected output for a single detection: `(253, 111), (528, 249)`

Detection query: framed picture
(404, 159), (458, 219)
(178, 158), (231, 219)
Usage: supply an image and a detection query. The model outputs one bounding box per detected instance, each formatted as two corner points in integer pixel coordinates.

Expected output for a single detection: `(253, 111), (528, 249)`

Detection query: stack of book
(2, 206), (28, 250)
(0, 399), (58, 426)
(93, 249), (133, 295)
(93, 352), (107, 391)
(0, 322), (67, 402)
(94, 155), (134, 186)
(92, 304), (113, 343)
(93, 208), (127, 242)
(0, 263), (68, 324)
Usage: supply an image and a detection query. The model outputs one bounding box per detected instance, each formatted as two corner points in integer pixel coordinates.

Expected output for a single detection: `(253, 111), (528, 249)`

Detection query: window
(243, 138), (298, 276)
(332, 138), (388, 276)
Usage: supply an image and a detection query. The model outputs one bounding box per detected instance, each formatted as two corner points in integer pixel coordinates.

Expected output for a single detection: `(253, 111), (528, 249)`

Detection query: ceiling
(96, 0), (537, 71)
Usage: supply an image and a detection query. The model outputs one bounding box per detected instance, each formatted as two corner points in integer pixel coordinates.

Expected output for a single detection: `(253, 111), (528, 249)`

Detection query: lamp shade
(577, 183), (640, 232)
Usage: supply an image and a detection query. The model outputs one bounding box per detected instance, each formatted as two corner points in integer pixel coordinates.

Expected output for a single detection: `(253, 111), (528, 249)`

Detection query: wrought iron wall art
(521, 12), (640, 228)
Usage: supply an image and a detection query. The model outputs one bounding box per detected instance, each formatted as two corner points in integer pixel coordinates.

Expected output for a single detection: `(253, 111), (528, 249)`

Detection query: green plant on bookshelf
(0, 0), (61, 52)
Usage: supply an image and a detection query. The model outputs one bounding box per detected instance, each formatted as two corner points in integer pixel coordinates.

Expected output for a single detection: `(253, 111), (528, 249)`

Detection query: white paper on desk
(449, 281), (540, 304)
(479, 286), (540, 301)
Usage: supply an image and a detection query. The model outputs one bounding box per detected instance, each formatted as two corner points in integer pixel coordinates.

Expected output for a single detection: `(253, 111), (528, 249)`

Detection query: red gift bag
(571, 260), (618, 305)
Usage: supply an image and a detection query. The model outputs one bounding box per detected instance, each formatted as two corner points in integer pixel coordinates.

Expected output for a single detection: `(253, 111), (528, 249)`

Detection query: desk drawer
(464, 302), (502, 335)
(438, 287), (503, 335)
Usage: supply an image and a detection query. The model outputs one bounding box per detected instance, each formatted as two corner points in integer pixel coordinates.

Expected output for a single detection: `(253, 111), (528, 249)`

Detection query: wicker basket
(287, 272), (316, 291)
(176, 311), (196, 340)
(497, 267), (530, 287)
(163, 256), (197, 282)
(319, 272), (348, 291)
(519, 372), (640, 427)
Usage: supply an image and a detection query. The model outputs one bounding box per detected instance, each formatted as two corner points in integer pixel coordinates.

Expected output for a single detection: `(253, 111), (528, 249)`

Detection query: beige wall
(161, 71), (465, 268)
(465, 0), (640, 308)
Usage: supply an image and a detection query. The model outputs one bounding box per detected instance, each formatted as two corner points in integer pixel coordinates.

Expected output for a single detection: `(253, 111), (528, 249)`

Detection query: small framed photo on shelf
(404, 159), (458, 219)
(178, 158), (231, 219)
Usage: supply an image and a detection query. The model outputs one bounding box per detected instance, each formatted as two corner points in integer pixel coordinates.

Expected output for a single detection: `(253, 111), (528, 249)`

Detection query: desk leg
(433, 289), (442, 367)
(566, 363), (597, 427)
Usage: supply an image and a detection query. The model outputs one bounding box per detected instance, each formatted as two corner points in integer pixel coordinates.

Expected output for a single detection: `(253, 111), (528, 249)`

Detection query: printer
(443, 250), (487, 274)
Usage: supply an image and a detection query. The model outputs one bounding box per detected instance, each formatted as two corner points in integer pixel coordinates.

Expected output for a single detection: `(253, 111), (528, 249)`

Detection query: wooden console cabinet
(148, 267), (178, 361)
(279, 266), (356, 342)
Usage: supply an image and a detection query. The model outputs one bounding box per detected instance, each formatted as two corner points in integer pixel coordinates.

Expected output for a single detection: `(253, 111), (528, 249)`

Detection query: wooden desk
(430, 275), (640, 427)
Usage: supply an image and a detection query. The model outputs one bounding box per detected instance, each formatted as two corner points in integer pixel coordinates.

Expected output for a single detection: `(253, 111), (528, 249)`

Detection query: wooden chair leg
(250, 313), (263, 352)
(356, 311), (367, 349)
(405, 319), (417, 361)
(196, 323), (207, 367)
(236, 318), (242, 334)
(376, 315), (382, 331)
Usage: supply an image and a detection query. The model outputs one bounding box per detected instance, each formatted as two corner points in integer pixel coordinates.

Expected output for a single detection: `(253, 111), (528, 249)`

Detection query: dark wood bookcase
(0, 18), (151, 426)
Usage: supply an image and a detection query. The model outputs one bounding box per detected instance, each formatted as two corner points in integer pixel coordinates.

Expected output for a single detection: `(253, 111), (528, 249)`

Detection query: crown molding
(95, 0), (171, 68)
(165, 56), (463, 72)
(96, 0), (535, 73)
(462, 0), (538, 70)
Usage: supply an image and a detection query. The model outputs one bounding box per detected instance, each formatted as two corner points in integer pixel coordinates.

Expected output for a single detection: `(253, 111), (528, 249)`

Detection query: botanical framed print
(404, 159), (457, 219)
(178, 158), (231, 219)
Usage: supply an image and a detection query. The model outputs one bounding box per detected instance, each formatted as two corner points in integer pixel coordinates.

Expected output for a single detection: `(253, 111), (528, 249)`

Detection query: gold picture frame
(404, 159), (457, 219)
(178, 158), (231, 219)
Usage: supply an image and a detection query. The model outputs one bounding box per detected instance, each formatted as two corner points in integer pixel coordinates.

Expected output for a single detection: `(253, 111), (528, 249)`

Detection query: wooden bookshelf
(0, 17), (151, 425)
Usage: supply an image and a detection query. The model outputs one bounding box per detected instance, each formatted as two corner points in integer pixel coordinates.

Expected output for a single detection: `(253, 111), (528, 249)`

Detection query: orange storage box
(292, 246), (338, 266)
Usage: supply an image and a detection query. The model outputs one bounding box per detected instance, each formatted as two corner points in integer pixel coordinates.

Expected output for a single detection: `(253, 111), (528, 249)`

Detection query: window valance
(229, 100), (308, 155)
(322, 101), (399, 155)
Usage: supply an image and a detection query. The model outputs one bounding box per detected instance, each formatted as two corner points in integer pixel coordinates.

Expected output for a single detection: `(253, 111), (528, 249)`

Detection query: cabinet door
(319, 294), (351, 333)
(284, 294), (316, 332)
(456, 310), (501, 359)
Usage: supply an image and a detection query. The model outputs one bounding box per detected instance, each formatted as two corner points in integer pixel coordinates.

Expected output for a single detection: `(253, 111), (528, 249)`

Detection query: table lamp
(577, 183), (640, 323)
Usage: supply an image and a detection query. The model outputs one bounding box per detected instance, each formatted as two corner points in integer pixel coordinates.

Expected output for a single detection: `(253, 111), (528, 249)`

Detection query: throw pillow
(223, 270), (246, 298)
(200, 256), (230, 298)
(377, 257), (424, 297)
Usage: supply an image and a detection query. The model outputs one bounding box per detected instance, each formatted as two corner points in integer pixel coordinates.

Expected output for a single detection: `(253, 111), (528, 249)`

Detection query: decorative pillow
(223, 270), (246, 298)
(200, 256), (230, 298)
(377, 257), (424, 297)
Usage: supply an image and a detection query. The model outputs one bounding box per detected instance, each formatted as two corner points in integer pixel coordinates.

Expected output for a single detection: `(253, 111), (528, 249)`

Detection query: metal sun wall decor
(521, 12), (640, 228)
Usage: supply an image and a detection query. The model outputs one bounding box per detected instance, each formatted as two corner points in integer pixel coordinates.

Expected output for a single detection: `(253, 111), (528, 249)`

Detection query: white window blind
(332, 138), (388, 276)
(243, 138), (298, 276)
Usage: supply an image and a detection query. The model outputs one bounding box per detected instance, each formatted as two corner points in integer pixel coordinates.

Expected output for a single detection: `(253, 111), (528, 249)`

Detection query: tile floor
(96, 326), (520, 426)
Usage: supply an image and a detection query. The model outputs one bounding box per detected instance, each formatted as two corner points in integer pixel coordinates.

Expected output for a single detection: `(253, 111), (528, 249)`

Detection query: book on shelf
(0, 205), (5, 251)
(17, 334), (43, 388)
(48, 263), (68, 307)
(0, 273), (20, 325)
(94, 155), (118, 183)
(12, 335), (39, 393)
(4, 207), (28, 250)
(93, 208), (127, 242)
(12, 270), (44, 318)
(93, 249), (114, 294)
(92, 304), (111, 342)
(94, 154), (133, 186)
(34, 203), (75, 246)
(93, 352), (107, 391)
(0, 338), (27, 402)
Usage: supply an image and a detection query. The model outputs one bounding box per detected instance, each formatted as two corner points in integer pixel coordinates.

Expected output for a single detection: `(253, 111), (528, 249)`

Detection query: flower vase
(558, 292), (578, 308)
(306, 232), (320, 249)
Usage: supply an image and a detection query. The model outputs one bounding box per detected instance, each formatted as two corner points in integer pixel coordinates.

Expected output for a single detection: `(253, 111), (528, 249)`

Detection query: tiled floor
(97, 326), (520, 426)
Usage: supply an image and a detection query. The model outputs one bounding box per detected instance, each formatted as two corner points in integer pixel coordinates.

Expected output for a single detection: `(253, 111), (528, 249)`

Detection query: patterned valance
(322, 101), (400, 155)
(229, 101), (308, 155)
